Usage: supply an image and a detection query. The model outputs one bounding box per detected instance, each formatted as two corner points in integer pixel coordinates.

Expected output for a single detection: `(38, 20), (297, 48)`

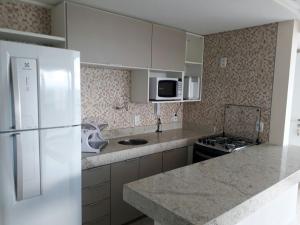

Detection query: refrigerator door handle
(13, 132), (24, 201)
(11, 63), (22, 130)
(11, 57), (39, 130)
(11, 131), (41, 201)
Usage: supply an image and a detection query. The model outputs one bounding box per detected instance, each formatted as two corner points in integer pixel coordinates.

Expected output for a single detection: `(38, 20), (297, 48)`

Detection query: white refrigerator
(0, 41), (81, 225)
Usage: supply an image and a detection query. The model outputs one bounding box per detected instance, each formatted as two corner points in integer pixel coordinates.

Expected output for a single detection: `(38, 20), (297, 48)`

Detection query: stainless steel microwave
(149, 77), (182, 101)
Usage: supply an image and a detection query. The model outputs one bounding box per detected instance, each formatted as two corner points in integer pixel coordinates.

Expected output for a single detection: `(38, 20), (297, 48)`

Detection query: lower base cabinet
(82, 147), (189, 225)
(82, 165), (111, 225)
(82, 199), (110, 224)
(139, 152), (163, 178)
(83, 215), (110, 225)
(163, 147), (188, 172)
(111, 158), (142, 225)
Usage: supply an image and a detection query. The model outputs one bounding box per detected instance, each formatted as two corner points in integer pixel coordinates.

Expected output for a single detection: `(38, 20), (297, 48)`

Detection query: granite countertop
(124, 144), (300, 225)
(82, 128), (213, 170)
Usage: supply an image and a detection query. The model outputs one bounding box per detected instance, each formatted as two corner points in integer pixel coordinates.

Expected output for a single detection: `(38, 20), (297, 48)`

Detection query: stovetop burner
(197, 134), (255, 153)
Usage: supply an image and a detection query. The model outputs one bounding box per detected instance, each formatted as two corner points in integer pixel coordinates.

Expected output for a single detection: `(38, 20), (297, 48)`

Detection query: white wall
(269, 20), (299, 145)
(289, 53), (300, 146)
(237, 185), (298, 225)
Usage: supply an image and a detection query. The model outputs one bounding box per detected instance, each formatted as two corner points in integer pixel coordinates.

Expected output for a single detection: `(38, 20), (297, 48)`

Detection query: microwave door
(158, 80), (177, 98)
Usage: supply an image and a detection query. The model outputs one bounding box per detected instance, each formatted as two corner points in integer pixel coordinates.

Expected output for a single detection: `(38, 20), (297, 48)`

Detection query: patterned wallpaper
(81, 65), (183, 130)
(183, 23), (278, 143)
(0, 2), (51, 34)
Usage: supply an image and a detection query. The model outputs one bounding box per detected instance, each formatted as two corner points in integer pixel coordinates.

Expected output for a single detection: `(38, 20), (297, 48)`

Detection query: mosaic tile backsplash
(224, 105), (261, 142)
(184, 23), (278, 143)
(81, 65), (183, 130)
(0, 2), (51, 34)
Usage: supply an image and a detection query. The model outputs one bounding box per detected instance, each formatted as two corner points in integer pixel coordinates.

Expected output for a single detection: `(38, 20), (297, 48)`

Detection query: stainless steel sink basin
(118, 139), (148, 145)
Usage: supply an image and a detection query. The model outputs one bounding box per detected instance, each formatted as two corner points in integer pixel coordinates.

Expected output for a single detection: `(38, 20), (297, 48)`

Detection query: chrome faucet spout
(156, 118), (162, 133)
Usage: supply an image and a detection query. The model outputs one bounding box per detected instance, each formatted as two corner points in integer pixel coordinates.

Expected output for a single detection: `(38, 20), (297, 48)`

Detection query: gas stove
(197, 135), (256, 153)
(193, 104), (261, 163)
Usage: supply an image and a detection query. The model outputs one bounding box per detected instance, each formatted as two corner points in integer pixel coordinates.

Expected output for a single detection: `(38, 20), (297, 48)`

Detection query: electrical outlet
(134, 115), (141, 126)
(220, 57), (227, 68)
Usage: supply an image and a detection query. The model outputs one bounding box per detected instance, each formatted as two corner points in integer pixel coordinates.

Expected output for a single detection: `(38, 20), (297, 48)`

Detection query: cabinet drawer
(82, 182), (110, 206)
(82, 199), (110, 223)
(82, 165), (110, 188)
(83, 215), (110, 225)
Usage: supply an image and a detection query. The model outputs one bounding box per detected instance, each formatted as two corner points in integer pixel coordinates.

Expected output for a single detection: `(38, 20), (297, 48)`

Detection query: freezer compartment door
(11, 58), (39, 130)
(39, 126), (81, 225)
(0, 130), (41, 205)
(14, 130), (41, 200)
(0, 127), (81, 225)
(38, 48), (81, 128)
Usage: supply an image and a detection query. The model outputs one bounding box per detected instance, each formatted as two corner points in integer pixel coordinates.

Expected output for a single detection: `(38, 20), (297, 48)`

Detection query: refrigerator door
(0, 41), (80, 133)
(0, 126), (81, 225)
(0, 41), (39, 133)
(38, 47), (81, 128)
(15, 130), (41, 201)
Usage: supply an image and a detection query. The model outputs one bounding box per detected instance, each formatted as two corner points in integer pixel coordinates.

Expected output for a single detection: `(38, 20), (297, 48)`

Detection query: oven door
(193, 143), (229, 163)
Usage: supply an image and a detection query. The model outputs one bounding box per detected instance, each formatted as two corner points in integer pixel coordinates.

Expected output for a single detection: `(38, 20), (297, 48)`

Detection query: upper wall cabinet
(65, 2), (152, 68)
(185, 33), (204, 64)
(151, 25), (186, 72)
(183, 33), (204, 102)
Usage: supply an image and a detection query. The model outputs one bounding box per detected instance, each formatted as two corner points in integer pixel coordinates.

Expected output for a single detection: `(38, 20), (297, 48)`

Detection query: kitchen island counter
(124, 144), (300, 225)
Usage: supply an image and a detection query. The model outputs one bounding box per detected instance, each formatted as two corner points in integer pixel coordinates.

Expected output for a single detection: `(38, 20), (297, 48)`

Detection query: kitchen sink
(118, 139), (148, 145)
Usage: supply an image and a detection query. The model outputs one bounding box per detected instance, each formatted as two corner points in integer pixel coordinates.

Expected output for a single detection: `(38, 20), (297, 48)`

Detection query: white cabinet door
(67, 2), (152, 68)
(152, 24), (186, 71)
(185, 34), (204, 63)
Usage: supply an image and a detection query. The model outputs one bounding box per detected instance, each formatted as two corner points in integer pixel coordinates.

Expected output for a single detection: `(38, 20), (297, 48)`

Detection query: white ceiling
(28, 0), (299, 34)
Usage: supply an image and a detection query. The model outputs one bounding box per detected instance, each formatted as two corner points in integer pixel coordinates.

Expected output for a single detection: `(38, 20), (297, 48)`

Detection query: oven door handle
(194, 151), (212, 159)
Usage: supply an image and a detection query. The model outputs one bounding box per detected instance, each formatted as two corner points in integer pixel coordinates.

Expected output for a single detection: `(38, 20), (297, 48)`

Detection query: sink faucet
(156, 117), (162, 133)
